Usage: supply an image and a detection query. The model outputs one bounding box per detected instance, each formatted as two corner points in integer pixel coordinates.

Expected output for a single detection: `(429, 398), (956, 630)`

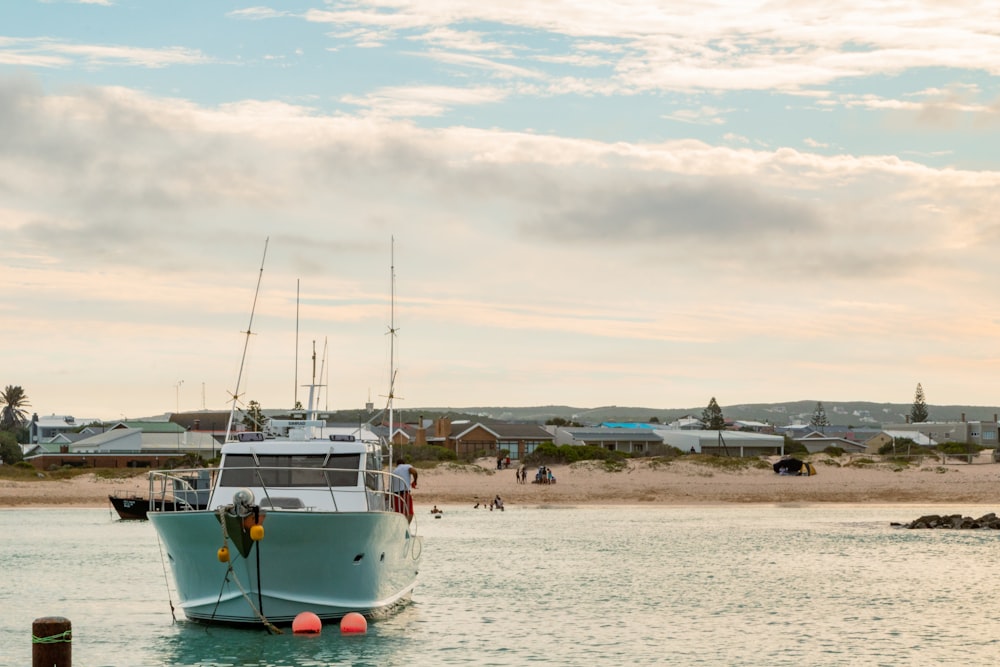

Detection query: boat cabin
(207, 429), (387, 513)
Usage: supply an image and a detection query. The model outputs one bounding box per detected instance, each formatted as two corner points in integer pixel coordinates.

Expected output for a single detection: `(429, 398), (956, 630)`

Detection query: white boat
(149, 240), (421, 628)
(148, 422), (421, 627)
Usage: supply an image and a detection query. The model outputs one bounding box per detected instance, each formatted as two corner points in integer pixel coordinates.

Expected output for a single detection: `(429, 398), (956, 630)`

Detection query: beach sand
(3, 454), (1000, 509)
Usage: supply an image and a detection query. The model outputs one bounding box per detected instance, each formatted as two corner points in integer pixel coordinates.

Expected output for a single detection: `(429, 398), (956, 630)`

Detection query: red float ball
(292, 611), (322, 635)
(340, 611), (368, 634)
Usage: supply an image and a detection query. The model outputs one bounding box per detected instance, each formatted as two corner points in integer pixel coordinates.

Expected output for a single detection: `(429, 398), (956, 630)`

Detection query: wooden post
(32, 616), (71, 667)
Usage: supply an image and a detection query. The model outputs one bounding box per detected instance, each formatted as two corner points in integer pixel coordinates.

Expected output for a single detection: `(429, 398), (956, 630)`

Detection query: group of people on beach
(512, 464), (555, 484)
(473, 495), (504, 511)
(533, 465), (555, 484)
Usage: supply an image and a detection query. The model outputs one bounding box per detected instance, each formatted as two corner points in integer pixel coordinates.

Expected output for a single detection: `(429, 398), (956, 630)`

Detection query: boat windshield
(219, 453), (362, 488)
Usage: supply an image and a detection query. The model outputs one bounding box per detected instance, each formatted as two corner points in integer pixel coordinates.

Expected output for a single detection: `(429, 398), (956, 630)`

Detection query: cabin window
(365, 450), (382, 490)
(220, 453), (361, 488)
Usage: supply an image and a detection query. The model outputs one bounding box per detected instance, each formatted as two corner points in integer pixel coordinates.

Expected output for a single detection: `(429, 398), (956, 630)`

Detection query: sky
(2, 1), (1000, 421)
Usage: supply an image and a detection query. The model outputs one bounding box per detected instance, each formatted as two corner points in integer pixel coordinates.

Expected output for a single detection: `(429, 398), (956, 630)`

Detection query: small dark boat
(109, 495), (207, 520)
(109, 470), (212, 520)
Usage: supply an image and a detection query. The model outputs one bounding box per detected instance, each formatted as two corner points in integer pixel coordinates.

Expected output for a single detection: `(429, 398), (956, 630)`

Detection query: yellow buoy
(217, 546), (230, 562)
(250, 524), (264, 541)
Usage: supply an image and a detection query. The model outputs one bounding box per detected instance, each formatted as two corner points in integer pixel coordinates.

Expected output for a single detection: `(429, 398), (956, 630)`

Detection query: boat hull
(149, 509), (421, 625)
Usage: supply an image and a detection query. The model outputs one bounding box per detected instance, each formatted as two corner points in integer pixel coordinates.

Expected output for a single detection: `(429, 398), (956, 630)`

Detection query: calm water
(2, 504), (999, 666)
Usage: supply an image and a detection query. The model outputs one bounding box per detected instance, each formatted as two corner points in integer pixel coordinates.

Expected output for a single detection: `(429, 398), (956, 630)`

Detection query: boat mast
(225, 238), (269, 441)
(306, 340), (317, 423)
(294, 279), (300, 410)
(318, 337), (329, 411)
(387, 237), (398, 469)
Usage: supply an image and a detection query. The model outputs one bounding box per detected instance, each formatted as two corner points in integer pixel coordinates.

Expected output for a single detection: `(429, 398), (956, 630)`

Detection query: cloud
(342, 84), (509, 117)
(297, 1), (1000, 95)
(3, 77), (1000, 333)
(0, 37), (209, 69)
(228, 7), (292, 20)
(663, 106), (733, 126)
(523, 179), (825, 245)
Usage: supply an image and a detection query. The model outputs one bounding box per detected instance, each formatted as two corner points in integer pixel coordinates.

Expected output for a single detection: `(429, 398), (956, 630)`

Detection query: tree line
(703, 383), (930, 432)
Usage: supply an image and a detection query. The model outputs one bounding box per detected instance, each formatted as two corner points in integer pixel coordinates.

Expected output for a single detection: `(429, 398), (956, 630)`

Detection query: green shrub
(877, 437), (920, 455)
(400, 445), (457, 464)
(94, 469), (142, 480)
(523, 443), (627, 466)
(844, 457), (876, 468)
(783, 436), (807, 454)
(687, 454), (769, 471)
(937, 441), (981, 456)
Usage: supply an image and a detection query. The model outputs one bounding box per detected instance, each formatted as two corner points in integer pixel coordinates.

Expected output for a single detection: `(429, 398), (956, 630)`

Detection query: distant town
(9, 395), (1000, 470)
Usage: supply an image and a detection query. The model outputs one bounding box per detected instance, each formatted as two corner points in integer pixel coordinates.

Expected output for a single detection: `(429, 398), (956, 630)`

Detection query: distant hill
(401, 402), (1000, 427)
(172, 401), (1000, 428)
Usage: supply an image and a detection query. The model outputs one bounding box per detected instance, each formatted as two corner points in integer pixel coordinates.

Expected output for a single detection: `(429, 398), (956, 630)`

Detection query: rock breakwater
(894, 513), (1000, 529)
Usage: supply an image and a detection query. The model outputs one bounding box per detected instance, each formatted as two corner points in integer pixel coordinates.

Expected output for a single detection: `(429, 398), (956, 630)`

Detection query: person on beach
(391, 456), (418, 522)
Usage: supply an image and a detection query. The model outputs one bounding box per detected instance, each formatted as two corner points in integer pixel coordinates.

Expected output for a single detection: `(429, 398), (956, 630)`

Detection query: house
(883, 415), (998, 448)
(795, 432), (867, 454)
(395, 416), (552, 461)
(24, 420), (220, 469)
(550, 426), (669, 455)
(864, 430), (938, 454)
(28, 413), (100, 444)
(732, 420), (775, 433)
(656, 430), (785, 457)
(668, 416), (705, 430)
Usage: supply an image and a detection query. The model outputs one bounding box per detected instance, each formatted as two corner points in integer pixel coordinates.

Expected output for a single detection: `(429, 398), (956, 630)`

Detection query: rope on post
(31, 629), (72, 644)
(32, 616), (72, 667)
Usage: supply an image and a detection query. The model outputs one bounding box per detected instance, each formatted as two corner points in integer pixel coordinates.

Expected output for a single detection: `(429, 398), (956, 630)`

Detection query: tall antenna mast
(318, 337), (329, 411)
(225, 237), (269, 441)
(387, 236), (398, 469)
(306, 340), (317, 420)
(294, 279), (300, 409)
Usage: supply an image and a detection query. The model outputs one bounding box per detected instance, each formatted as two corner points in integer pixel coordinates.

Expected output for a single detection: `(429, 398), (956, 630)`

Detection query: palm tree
(0, 385), (30, 431)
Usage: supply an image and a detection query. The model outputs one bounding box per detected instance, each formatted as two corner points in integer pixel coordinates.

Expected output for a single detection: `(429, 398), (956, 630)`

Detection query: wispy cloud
(228, 7), (293, 20)
(342, 84), (508, 117)
(299, 1), (1000, 96)
(663, 106), (732, 126)
(0, 37), (209, 68)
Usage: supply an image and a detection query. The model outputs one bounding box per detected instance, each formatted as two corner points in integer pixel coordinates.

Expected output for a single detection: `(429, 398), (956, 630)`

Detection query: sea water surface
(2, 504), (999, 666)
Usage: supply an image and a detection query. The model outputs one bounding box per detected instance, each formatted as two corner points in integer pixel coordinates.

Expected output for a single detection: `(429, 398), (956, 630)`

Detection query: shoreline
(3, 455), (1000, 509)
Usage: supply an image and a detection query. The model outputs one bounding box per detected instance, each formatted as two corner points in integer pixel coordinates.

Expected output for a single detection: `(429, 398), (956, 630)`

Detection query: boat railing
(148, 467), (414, 515)
(147, 468), (216, 512)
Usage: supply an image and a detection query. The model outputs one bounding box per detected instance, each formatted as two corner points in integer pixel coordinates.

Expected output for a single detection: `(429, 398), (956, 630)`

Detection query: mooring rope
(155, 531), (177, 623)
(31, 630), (72, 644)
(214, 506), (282, 634)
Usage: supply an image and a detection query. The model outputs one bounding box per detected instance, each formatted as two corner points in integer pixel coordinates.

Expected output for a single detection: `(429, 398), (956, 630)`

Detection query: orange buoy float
(340, 611), (367, 634)
(292, 611), (322, 635)
(217, 546), (230, 563)
(250, 524), (264, 541)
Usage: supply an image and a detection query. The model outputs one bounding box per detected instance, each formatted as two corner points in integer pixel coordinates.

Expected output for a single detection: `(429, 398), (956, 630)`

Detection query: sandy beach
(3, 454), (1000, 509)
